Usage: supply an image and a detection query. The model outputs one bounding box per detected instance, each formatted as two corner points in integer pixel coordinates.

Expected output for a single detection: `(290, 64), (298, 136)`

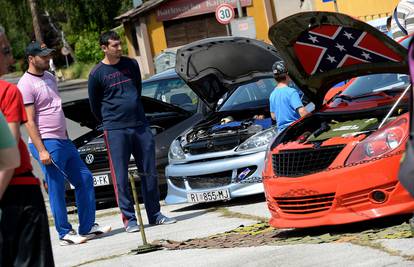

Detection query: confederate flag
(293, 25), (403, 75)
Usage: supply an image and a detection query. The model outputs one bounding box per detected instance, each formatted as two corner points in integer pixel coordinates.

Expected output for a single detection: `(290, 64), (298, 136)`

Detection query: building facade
(117, 0), (400, 77)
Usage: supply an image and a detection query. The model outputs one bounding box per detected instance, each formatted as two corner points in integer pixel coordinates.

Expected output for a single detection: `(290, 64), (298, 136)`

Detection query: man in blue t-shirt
(88, 31), (176, 233)
(269, 61), (309, 132)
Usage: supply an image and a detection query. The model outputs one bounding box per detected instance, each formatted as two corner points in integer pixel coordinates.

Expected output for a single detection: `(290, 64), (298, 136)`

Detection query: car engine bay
(183, 114), (273, 155)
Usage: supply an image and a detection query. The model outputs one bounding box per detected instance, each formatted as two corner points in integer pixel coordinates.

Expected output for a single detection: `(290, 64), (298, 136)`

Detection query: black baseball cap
(272, 61), (287, 75)
(26, 41), (55, 57)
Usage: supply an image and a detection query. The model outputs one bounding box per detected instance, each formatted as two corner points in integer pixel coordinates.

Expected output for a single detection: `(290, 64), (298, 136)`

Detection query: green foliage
(62, 62), (95, 80)
(74, 31), (102, 63)
(0, 0), (32, 59)
(0, 0), (133, 66)
(115, 26), (129, 56)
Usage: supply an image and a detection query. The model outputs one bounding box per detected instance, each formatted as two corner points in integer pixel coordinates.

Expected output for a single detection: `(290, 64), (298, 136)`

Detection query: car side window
(142, 78), (199, 113)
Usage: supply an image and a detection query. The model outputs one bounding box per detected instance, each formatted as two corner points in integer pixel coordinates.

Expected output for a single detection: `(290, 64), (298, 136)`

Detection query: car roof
(143, 68), (178, 83)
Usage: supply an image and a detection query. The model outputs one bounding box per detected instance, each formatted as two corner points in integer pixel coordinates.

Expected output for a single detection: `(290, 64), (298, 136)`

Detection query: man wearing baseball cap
(18, 41), (111, 245)
(26, 41), (55, 56)
(269, 61), (308, 132)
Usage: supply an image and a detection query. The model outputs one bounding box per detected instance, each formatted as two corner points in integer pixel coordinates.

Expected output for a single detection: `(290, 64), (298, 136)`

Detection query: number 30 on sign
(215, 3), (235, 25)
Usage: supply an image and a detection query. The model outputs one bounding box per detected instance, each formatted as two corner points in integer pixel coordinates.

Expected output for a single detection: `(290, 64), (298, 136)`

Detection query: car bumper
(263, 153), (414, 228)
(165, 151), (266, 204)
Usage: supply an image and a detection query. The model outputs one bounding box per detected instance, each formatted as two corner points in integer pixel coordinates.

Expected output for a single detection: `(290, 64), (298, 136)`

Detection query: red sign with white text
(156, 0), (252, 21)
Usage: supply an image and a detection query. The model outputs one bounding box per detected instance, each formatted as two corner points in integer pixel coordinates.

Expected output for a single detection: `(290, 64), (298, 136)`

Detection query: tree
(0, 0), (132, 64)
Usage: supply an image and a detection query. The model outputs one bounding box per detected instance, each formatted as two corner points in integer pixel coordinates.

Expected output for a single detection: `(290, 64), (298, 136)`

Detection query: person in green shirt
(0, 111), (19, 171)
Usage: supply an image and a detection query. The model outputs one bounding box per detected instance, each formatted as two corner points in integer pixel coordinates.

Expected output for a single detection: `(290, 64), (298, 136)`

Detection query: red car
(263, 12), (414, 228)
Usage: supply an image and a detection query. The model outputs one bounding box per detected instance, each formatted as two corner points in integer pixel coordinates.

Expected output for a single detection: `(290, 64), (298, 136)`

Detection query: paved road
(51, 198), (414, 267)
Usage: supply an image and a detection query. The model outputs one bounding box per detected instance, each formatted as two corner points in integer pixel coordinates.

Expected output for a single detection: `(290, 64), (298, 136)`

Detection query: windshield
(142, 77), (199, 113)
(219, 78), (276, 111)
(341, 73), (410, 97)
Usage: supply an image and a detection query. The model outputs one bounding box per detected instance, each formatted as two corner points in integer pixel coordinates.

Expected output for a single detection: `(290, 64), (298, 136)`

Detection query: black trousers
(0, 185), (54, 267)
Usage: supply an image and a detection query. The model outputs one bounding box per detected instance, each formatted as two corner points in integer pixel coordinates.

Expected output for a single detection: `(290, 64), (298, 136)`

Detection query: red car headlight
(346, 116), (408, 165)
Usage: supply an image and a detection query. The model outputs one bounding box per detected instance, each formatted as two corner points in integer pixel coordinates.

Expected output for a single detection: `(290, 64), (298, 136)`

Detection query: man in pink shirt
(18, 41), (111, 245)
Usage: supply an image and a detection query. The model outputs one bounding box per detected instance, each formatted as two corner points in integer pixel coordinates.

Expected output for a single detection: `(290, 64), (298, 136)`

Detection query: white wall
(273, 0), (314, 21)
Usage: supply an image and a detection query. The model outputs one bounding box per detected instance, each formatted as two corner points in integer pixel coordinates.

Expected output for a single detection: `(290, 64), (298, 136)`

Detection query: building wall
(313, 0), (399, 21)
(246, 0), (271, 42)
(273, 0), (314, 21)
(146, 12), (167, 57)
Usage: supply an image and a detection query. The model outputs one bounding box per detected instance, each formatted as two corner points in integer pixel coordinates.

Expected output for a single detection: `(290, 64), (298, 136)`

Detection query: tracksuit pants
(0, 185), (55, 267)
(104, 126), (161, 227)
(29, 139), (96, 239)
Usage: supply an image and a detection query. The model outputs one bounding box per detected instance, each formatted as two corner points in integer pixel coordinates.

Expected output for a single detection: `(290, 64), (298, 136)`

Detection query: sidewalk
(51, 198), (414, 267)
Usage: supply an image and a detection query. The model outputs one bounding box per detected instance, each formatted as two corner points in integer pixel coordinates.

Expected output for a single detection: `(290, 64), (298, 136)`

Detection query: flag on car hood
(294, 25), (403, 75)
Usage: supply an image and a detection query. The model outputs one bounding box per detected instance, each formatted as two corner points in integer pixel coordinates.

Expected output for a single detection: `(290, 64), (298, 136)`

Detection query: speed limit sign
(215, 4), (235, 25)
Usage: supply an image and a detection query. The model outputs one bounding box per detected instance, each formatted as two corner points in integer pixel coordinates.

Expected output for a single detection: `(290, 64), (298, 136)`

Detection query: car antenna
(378, 84), (411, 129)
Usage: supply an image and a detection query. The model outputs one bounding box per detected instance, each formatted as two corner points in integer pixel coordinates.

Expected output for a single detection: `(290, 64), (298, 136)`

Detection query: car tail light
(346, 116), (408, 165)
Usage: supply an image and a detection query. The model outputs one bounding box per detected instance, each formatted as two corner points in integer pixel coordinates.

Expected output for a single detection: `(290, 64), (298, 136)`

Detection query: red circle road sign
(215, 4), (235, 25)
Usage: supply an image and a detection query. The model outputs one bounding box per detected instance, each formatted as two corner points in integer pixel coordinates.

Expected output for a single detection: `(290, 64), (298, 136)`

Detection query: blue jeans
(104, 126), (161, 227)
(29, 139), (96, 239)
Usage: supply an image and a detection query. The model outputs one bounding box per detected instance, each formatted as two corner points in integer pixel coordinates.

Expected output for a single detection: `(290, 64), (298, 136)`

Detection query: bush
(61, 62), (95, 80)
(74, 31), (103, 63)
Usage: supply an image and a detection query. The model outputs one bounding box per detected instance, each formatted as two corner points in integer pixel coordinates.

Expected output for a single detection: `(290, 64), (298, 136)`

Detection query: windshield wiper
(334, 92), (392, 102)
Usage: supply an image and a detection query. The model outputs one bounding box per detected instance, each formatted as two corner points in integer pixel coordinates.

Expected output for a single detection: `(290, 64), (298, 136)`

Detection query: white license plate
(93, 174), (110, 187)
(69, 174), (110, 189)
(187, 189), (230, 203)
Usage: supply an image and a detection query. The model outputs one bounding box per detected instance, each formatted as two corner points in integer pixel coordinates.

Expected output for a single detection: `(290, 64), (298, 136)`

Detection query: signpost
(215, 3), (235, 36)
(215, 3), (235, 25)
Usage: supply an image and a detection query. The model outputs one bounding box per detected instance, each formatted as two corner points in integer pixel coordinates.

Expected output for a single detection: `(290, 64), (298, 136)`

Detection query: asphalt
(50, 199), (414, 267)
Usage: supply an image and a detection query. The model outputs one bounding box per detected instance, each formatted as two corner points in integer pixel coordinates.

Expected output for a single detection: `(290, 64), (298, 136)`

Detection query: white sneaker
(82, 223), (112, 240)
(60, 230), (88, 246)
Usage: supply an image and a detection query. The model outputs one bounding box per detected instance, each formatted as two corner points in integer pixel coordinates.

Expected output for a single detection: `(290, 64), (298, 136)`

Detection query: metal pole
(236, 0), (243, 17)
(226, 24), (230, 36)
(128, 172), (148, 246)
(333, 0), (339, 12)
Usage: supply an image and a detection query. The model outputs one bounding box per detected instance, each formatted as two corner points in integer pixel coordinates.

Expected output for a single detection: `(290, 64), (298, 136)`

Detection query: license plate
(69, 174), (110, 189)
(187, 189), (230, 203)
(93, 174), (110, 187)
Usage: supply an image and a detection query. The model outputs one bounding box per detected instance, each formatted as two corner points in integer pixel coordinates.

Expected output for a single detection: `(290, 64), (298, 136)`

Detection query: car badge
(85, 154), (94, 164)
(238, 168), (251, 181)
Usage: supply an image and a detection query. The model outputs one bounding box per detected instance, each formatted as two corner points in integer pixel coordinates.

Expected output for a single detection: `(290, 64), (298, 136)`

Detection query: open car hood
(268, 12), (408, 107)
(175, 37), (281, 109)
(62, 96), (190, 129)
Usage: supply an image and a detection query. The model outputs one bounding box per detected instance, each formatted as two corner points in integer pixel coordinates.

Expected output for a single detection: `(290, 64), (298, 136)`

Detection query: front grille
(275, 193), (335, 214)
(187, 171), (232, 189)
(272, 145), (345, 177)
(81, 152), (109, 170)
(184, 136), (240, 155)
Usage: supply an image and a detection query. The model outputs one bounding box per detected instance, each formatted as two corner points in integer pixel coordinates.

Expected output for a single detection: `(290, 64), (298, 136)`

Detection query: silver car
(165, 37), (282, 204)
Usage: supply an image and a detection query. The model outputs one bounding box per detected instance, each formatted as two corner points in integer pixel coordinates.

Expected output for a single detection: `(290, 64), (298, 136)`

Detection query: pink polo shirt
(17, 71), (67, 142)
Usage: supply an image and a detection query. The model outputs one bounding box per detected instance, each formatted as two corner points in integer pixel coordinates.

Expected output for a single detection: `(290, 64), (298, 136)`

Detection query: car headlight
(346, 116), (408, 165)
(168, 139), (185, 162)
(236, 127), (277, 152)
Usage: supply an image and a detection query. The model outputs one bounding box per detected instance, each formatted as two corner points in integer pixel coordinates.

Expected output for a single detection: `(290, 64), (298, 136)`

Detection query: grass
(61, 62), (95, 80)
